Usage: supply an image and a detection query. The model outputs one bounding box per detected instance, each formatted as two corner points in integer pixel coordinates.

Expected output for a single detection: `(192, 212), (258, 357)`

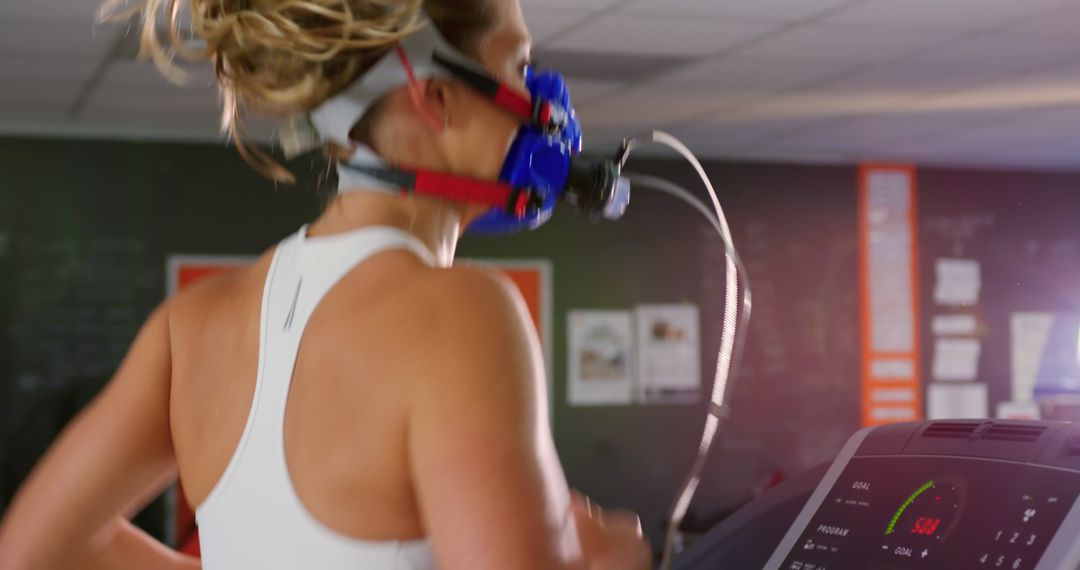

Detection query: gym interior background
(5, 0), (1080, 558)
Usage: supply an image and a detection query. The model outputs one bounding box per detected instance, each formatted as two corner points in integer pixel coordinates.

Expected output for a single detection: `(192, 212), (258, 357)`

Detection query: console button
(1007, 530), (1021, 545)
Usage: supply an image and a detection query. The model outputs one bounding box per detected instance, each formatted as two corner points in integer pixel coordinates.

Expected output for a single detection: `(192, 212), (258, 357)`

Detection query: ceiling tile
(624, 0), (856, 21)
(74, 116), (222, 139)
(716, 146), (859, 164)
(581, 125), (656, 154)
(520, 0), (622, 9)
(99, 60), (216, 93)
(978, 107), (1080, 140)
(774, 112), (984, 150)
(753, 64), (1030, 123)
(866, 112), (1080, 158)
(822, 0), (1072, 31)
(0, 0), (104, 23)
(905, 33), (1080, 72)
(906, 66), (1080, 119)
(0, 88), (79, 119)
(82, 80), (220, 122)
(520, 6), (592, 45)
(530, 49), (694, 82)
(0, 56), (98, 84)
(653, 55), (858, 91)
(551, 13), (781, 56)
(0, 18), (123, 58)
(577, 87), (746, 128)
(77, 97), (221, 134)
(1008, 4), (1080, 36)
(672, 104), (837, 147)
(981, 136), (1080, 161)
(812, 62), (1019, 97)
(881, 107), (1080, 156)
(736, 24), (958, 63)
(698, 88), (912, 125)
(565, 78), (625, 106)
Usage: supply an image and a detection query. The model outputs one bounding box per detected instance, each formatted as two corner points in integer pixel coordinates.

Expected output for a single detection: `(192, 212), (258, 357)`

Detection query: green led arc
(885, 480), (935, 535)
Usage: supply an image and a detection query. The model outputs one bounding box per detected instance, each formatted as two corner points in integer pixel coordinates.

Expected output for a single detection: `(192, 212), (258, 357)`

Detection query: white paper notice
(567, 311), (634, 406)
(635, 304), (701, 404)
(996, 400), (1042, 421)
(932, 338), (981, 381)
(928, 382), (988, 419)
(868, 229), (915, 352)
(1010, 312), (1054, 402)
(870, 357), (915, 381)
(931, 314), (978, 336)
(870, 407), (918, 422)
(933, 258), (981, 306)
(870, 387), (916, 404)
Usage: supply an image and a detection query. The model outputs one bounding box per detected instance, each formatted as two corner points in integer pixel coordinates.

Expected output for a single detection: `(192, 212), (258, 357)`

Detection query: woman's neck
(307, 190), (465, 267)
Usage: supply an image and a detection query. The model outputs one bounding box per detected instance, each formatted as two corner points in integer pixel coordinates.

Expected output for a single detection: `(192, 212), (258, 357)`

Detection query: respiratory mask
(306, 20), (629, 234)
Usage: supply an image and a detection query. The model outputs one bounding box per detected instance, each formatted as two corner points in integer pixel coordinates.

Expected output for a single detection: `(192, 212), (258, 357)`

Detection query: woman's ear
(404, 78), (450, 132)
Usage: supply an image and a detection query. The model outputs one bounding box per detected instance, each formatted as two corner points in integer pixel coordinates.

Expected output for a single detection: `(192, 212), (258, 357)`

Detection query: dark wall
(0, 136), (327, 537)
(0, 134), (858, 552)
(917, 169), (1080, 418)
(536, 157), (860, 544)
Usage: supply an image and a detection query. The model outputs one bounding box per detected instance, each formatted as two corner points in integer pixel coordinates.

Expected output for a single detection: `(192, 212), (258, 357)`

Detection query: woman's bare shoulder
(393, 262), (542, 393)
(166, 249), (274, 320)
(410, 263), (531, 334)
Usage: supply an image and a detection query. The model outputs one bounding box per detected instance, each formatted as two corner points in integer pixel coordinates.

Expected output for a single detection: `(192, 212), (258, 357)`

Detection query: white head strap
(307, 19), (468, 193)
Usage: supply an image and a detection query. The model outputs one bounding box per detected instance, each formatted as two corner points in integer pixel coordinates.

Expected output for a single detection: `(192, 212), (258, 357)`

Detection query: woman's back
(0, 0), (650, 566)
(169, 225), (444, 567)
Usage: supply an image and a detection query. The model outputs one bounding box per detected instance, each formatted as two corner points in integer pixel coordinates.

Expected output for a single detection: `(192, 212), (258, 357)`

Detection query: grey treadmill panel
(764, 421), (1080, 570)
(762, 428), (872, 570)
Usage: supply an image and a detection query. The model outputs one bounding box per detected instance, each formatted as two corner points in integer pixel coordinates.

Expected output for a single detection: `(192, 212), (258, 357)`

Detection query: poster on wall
(927, 382), (988, 420)
(933, 258), (981, 306)
(931, 338), (981, 382)
(635, 304), (701, 404)
(166, 255), (552, 553)
(1010, 311), (1080, 401)
(996, 400), (1042, 420)
(567, 310), (634, 406)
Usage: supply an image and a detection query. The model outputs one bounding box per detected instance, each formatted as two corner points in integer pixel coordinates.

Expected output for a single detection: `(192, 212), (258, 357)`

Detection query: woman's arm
(0, 305), (198, 570)
(405, 267), (584, 570)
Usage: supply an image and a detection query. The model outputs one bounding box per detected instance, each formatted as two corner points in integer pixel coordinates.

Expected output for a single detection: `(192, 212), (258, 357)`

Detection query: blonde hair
(99, 0), (434, 183)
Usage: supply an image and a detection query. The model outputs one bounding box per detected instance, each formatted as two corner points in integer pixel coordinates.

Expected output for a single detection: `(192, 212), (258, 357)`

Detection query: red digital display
(910, 517), (941, 536)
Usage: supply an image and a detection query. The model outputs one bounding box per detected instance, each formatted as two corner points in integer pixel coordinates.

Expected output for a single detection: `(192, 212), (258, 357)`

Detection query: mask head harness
(307, 20), (628, 234)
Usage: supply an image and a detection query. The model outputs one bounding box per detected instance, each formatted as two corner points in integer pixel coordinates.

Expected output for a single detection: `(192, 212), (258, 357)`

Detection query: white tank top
(196, 225), (438, 570)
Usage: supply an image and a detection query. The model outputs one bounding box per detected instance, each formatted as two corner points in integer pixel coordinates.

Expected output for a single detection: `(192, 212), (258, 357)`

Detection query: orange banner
(858, 164), (922, 426)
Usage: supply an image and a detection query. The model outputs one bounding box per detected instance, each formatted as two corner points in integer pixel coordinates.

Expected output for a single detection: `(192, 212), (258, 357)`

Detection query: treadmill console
(765, 420), (1080, 570)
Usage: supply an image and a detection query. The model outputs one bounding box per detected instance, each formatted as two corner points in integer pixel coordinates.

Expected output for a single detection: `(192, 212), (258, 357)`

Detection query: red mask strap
(396, 45), (445, 132)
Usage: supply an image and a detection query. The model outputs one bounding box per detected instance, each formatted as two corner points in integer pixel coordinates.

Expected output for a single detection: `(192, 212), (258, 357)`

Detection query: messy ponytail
(99, 0), (428, 183)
